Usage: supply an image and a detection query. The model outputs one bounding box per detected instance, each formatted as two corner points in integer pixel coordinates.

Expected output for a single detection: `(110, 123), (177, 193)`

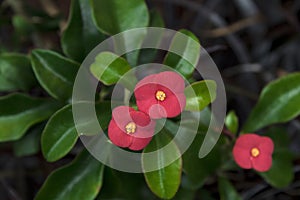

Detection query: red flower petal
(233, 146), (252, 169)
(159, 93), (186, 118)
(258, 136), (274, 155)
(108, 119), (132, 148)
(233, 134), (261, 150)
(130, 108), (151, 126)
(251, 153), (273, 172)
(129, 137), (152, 151)
(155, 71), (185, 93)
(112, 106), (135, 130)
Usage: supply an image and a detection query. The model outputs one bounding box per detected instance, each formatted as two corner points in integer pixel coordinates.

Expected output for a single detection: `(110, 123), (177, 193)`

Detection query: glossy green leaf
(182, 133), (223, 189)
(163, 29), (200, 79)
(185, 80), (217, 111)
(0, 53), (36, 91)
(243, 72), (300, 132)
(225, 111), (238, 134)
(41, 104), (78, 162)
(13, 124), (43, 157)
(90, 0), (149, 35)
(35, 150), (104, 200)
(61, 0), (106, 62)
(90, 52), (136, 87)
(31, 49), (80, 101)
(218, 177), (241, 200)
(42, 102), (111, 162)
(259, 127), (294, 188)
(0, 93), (61, 142)
(142, 131), (182, 199)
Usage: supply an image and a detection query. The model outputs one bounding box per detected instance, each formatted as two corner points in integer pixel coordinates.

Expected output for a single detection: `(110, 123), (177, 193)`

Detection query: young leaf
(90, 52), (136, 87)
(163, 29), (200, 79)
(90, 0), (149, 35)
(0, 53), (36, 92)
(185, 80), (217, 111)
(13, 124), (43, 157)
(31, 49), (80, 101)
(42, 102), (111, 162)
(142, 130), (182, 199)
(61, 0), (106, 62)
(258, 127), (294, 188)
(0, 93), (61, 142)
(218, 177), (242, 200)
(35, 150), (104, 200)
(243, 72), (300, 132)
(225, 111), (238, 134)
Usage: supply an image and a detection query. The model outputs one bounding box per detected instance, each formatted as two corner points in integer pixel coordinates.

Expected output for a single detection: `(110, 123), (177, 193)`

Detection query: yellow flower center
(251, 147), (260, 157)
(125, 122), (136, 134)
(156, 90), (166, 101)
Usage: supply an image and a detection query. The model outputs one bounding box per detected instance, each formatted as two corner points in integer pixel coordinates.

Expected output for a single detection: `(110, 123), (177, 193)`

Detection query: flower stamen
(156, 90), (166, 101)
(251, 147), (260, 157)
(125, 122), (136, 134)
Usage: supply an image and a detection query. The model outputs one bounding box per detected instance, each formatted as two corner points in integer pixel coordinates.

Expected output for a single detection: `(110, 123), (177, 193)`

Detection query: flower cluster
(108, 71), (186, 150)
(233, 133), (274, 172)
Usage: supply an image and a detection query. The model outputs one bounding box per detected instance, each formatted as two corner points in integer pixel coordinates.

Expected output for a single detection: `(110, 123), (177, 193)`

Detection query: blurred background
(0, 0), (300, 199)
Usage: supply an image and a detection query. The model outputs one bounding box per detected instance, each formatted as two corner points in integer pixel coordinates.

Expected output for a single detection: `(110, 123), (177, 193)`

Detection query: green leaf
(182, 133), (223, 189)
(218, 177), (241, 200)
(61, 0), (106, 62)
(0, 53), (36, 91)
(31, 49), (80, 101)
(163, 29), (200, 79)
(42, 102), (111, 162)
(184, 80), (217, 111)
(13, 124), (43, 157)
(35, 150), (104, 200)
(243, 72), (300, 132)
(225, 111), (238, 134)
(41, 104), (78, 162)
(0, 93), (61, 142)
(142, 130), (182, 199)
(90, 0), (149, 35)
(259, 127), (294, 188)
(90, 52), (136, 87)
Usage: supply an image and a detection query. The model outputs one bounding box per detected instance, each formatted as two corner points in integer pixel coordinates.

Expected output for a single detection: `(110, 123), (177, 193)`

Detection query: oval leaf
(163, 29), (200, 79)
(13, 124), (43, 157)
(0, 53), (36, 91)
(258, 128), (294, 188)
(185, 80), (217, 111)
(42, 102), (111, 162)
(0, 93), (61, 142)
(90, 52), (136, 87)
(35, 150), (104, 200)
(90, 0), (149, 35)
(243, 72), (300, 132)
(61, 0), (106, 62)
(42, 104), (78, 162)
(31, 49), (80, 101)
(142, 130), (182, 199)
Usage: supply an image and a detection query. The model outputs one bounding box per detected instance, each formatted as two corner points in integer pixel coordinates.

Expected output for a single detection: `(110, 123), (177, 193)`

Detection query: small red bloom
(233, 134), (274, 172)
(108, 106), (156, 151)
(134, 71), (186, 119)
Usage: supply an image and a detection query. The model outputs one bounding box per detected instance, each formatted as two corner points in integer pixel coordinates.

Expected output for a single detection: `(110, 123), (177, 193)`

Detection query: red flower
(233, 134), (274, 172)
(134, 71), (186, 119)
(108, 106), (156, 150)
